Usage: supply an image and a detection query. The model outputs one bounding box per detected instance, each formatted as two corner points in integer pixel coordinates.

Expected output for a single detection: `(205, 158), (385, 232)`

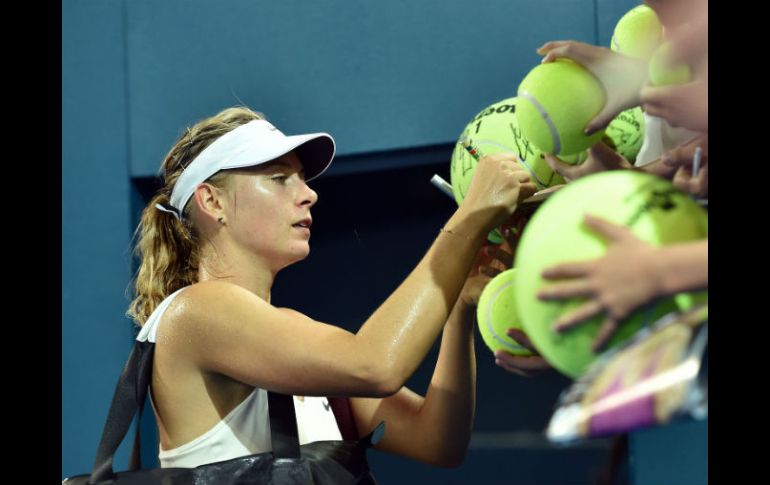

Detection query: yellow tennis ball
(513, 171), (708, 378)
(477, 268), (534, 356)
(648, 41), (692, 86)
(602, 107), (645, 162)
(450, 98), (586, 242)
(610, 4), (663, 60)
(450, 97), (585, 192)
(516, 59), (607, 156)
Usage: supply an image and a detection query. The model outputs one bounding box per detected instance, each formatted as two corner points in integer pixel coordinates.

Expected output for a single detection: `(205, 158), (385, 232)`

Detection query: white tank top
(136, 287), (343, 468)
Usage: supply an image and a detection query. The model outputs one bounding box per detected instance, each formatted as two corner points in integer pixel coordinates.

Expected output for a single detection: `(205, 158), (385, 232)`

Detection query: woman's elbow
(358, 361), (403, 397)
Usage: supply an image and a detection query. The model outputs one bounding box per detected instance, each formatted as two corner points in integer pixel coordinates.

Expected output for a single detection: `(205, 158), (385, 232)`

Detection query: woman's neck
(197, 247), (276, 303)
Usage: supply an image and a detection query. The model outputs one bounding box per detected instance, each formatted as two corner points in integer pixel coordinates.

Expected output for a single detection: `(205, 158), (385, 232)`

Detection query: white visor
(165, 119), (335, 217)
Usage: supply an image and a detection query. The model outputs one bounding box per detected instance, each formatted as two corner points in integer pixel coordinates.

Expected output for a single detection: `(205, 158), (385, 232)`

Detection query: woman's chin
(286, 245), (311, 264)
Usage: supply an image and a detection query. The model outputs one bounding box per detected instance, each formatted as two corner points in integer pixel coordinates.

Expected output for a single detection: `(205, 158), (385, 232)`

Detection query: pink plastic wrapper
(547, 303), (708, 444)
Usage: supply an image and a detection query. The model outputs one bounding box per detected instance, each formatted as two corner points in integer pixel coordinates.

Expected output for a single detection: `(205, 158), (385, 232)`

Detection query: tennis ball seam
(485, 280), (529, 353)
(519, 89), (561, 154)
(517, 158), (548, 189)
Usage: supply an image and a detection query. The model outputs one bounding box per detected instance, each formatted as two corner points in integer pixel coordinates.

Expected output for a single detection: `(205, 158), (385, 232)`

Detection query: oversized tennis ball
(610, 4), (663, 60)
(450, 98), (586, 192)
(513, 171), (708, 378)
(648, 41), (692, 86)
(450, 98), (586, 242)
(602, 107), (645, 162)
(516, 59), (607, 156)
(477, 268), (534, 356)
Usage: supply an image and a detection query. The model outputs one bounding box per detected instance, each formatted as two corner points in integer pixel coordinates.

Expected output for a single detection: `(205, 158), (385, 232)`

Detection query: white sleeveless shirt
(136, 287), (343, 468)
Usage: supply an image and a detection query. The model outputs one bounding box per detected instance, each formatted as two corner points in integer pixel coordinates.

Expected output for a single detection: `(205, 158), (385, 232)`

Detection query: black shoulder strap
(89, 340), (154, 482)
(266, 392), (301, 458)
(87, 339), (305, 482)
(128, 340), (154, 470)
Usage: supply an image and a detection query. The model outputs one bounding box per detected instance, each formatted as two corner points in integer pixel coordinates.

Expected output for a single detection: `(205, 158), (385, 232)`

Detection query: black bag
(62, 340), (382, 484)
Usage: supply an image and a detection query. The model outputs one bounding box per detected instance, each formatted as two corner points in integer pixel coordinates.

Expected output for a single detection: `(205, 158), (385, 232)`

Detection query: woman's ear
(191, 182), (228, 224)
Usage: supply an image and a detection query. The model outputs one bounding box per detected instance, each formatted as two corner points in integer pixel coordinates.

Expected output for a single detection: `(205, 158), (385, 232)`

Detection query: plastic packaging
(547, 303), (708, 443)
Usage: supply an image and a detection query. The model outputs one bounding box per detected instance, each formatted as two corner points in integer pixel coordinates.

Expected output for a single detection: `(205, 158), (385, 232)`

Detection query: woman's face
(225, 151), (319, 269)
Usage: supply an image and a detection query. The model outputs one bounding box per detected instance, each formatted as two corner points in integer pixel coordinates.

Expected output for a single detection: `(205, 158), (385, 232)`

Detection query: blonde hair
(127, 107), (265, 325)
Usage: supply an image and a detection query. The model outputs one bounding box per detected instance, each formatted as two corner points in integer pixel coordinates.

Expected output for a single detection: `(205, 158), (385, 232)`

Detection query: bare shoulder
(152, 281), (363, 393)
(157, 282), (262, 343)
(274, 306), (314, 320)
(157, 281), (316, 352)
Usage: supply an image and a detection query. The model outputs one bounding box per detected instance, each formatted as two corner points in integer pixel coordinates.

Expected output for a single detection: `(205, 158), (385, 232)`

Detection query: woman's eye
(271, 175), (288, 184)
